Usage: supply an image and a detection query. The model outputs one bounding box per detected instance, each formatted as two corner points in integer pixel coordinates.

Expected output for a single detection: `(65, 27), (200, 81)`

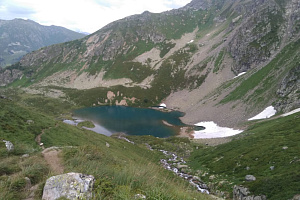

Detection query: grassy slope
(189, 113), (300, 200)
(0, 90), (212, 200)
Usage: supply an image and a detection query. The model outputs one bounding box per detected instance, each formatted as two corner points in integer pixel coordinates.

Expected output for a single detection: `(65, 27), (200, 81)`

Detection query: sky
(0, 0), (191, 34)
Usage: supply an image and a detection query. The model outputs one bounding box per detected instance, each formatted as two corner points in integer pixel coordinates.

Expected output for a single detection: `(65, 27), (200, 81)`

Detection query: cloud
(0, 0), (37, 19)
(0, 0), (191, 33)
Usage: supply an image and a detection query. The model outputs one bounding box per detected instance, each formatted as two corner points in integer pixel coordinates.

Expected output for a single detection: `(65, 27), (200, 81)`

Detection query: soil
(42, 147), (64, 174)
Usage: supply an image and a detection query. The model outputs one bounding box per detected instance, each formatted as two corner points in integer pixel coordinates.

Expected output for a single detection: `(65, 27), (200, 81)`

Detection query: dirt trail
(35, 123), (58, 147)
(42, 147), (64, 174)
(36, 124), (64, 174)
(24, 148), (64, 200)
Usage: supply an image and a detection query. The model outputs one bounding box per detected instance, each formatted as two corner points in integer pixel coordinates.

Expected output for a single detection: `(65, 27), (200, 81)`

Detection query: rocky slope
(0, 18), (86, 67)
(1, 0), (300, 127)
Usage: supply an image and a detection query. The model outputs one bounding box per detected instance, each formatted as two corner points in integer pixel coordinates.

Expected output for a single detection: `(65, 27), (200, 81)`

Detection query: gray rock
(24, 177), (31, 191)
(2, 140), (14, 151)
(134, 194), (146, 199)
(233, 185), (267, 200)
(26, 120), (34, 124)
(245, 175), (256, 181)
(275, 65), (300, 113)
(21, 154), (30, 158)
(42, 172), (94, 200)
(293, 194), (300, 200)
(270, 166), (275, 171)
(177, 164), (188, 169)
(0, 69), (23, 86)
(233, 185), (250, 198)
(106, 142), (110, 148)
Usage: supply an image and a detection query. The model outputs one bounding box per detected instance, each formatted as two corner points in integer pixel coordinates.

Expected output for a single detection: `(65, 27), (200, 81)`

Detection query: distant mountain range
(0, 18), (86, 67)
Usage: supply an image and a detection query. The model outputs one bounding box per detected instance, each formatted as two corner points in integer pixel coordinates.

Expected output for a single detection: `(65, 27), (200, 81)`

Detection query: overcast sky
(0, 0), (191, 34)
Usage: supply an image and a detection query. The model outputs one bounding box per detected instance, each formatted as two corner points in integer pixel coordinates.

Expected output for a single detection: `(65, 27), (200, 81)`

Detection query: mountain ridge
(0, 18), (86, 68)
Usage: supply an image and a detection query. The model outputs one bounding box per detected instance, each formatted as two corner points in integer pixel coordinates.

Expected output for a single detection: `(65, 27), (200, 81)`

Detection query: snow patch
(248, 106), (276, 121)
(233, 72), (246, 79)
(8, 42), (21, 46)
(159, 103), (166, 108)
(281, 108), (300, 117)
(193, 121), (243, 139)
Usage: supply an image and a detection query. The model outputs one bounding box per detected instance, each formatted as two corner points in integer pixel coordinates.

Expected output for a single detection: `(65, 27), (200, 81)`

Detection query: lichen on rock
(42, 172), (95, 200)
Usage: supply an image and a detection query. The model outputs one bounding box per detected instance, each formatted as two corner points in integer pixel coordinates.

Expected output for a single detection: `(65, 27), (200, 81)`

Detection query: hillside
(0, 18), (86, 68)
(0, 89), (215, 200)
(0, 0), (300, 199)
(1, 0), (299, 128)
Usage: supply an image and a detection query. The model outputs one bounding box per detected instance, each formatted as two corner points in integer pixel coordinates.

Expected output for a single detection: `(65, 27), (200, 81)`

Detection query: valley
(0, 0), (300, 199)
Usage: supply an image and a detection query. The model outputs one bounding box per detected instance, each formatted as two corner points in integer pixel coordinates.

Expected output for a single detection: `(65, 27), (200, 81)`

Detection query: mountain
(0, 18), (86, 68)
(1, 0), (300, 127)
(0, 0), (300, 199)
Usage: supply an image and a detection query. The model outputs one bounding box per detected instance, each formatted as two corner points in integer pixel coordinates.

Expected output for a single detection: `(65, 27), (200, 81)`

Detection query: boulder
(42, 172), (95, 200)
(233, 185), (250, 198)
(245, 175), (256, 181)
(233, 185), (266, 200)
(2, 140), (14, 151)
(293, 194), (300, 200)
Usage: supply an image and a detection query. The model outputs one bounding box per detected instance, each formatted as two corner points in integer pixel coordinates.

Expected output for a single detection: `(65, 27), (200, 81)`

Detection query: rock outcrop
(42, 172), (95, 200)
(275, 65), (300, 112)
(233, 185), (267, 200)
(0, 68), (23, 86)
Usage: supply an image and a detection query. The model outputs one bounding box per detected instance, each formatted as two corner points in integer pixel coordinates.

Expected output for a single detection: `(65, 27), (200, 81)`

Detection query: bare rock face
(42, 172), (95, 200)
(275, 65), (300, 112)
(0, 69), (23, 86)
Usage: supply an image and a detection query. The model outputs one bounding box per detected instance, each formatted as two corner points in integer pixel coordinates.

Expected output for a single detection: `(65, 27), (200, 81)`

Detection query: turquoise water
(73, 106), (186, 137)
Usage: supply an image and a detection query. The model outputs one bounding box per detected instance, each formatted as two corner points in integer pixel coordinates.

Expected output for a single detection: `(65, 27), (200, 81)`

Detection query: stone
(177, 164), (188, 169)
(21, 154), (30, 158)
(26, 120), (34, 124)
(134, 194), (146, 199)
(106, 142), (110, 148)
(270, 166), (275, 170)
(233, 185), (250, 198)
(245, 175), (256, 181)
(2, 140), (14, 151)
(24, 177), (31, 191)
(42, 172), (94, 200)
(233, 185), (266, 200)
(293, 194), (300, 200)
(282, 146), (288, 150)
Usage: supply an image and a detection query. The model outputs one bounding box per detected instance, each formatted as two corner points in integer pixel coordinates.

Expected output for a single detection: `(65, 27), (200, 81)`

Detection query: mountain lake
(72, 106), (186, 137)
